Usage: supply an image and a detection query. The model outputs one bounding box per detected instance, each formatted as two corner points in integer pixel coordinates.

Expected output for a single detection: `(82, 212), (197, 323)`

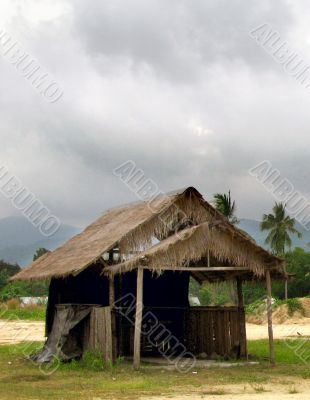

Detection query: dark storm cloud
(0, 0), (309, 227)
(73, 0), (295, 81)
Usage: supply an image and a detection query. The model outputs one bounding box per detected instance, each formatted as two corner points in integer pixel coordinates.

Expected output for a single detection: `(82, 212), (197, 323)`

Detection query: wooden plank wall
(115, 306), (246, 359)
(84, 306), (112, 361)
(183, 307), (244, 358)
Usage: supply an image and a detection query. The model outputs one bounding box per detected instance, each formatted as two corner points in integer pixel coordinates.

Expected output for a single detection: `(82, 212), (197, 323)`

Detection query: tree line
(0, 248), (50, 301)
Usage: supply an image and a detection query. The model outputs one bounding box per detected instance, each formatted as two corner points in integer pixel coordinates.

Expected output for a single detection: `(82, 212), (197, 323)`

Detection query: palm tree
(260, 202), (302, 257)
(213, 190), (239, 224)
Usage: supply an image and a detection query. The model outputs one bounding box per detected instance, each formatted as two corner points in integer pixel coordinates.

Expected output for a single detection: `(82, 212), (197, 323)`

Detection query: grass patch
(59, 351), (125, 373)
(248, 339), (310, 366)
(0, 302), (46, 321)
(0, 339), (309, 399)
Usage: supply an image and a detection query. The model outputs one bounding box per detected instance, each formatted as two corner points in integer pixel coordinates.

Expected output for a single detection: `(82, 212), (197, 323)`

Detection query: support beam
(133, 267), (144, 370)
(104, 265), (253, 277)
(141, 266), (251, 272)
(118, 275), (123, 358)
(109, 275), (116, 361)
(109, 275), (115, 306)
(236, 278), (247, 358)
(266, 269), (275, 365)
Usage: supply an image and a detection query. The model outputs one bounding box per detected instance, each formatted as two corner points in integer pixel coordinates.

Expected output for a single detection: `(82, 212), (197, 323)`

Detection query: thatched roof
(104, 221), (280, 277)
(12, 186), (284, 282)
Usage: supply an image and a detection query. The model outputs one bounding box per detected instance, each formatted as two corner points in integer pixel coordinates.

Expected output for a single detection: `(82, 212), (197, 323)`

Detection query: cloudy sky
(0, 0), (309, 228)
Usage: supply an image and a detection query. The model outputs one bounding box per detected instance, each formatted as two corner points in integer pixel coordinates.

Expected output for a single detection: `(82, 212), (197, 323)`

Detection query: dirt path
(1, 320), (309, 344)
(140, 380), (310, 400)
(0, 320), (45, 344)
(247, 321), (310, 339)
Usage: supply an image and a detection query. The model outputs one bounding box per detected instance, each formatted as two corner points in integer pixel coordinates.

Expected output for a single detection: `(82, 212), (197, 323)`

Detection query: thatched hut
(12, 187), (285, 369)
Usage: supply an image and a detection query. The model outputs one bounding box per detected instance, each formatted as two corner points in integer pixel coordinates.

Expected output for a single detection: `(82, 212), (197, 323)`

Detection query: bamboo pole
(266, 269), (275, 365)
(133, 267), (144, 370)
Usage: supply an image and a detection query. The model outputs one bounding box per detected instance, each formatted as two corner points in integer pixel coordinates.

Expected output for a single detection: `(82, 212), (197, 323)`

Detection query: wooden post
(109, 275), (116, 361)
(118, 274), (123, 357)
(109, 275), (115, 305)
(133, 267), (144, 370)
(284, 279), (288, 300)
(266, 269), (275, 365)
(237, 278), (247, 358)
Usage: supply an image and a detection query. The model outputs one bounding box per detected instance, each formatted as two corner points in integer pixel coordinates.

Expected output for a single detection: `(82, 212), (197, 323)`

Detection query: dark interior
(46, 265), (244, 359)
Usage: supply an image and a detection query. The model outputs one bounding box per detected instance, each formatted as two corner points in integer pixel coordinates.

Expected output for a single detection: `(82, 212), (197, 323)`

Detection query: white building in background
(19, 297), (47, 306)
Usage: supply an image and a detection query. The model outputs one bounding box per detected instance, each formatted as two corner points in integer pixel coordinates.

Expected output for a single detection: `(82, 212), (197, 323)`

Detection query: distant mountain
(239, 219), (310, 251)
(0, 216), (81, 267)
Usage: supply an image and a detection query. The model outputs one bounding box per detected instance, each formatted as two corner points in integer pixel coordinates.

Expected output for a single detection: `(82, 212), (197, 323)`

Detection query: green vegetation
(245, 298), (267, 315)
(59, 351), (125, 373)
(33, 247), (50, 261)
(190, 198), (309, 306)
(242, 282), (266, 305)
(0, 300), (46, 321)
(246, 297), (306, 319)
(0, 249), (50, 302)
(0, 339), (309, 399)
(191, 246), (310, 305)
(248, 339), (310, 366)
(0, 260), (21, 291)
(276, 298), (305, 316)
(284, 247), (310, 298)
(0, 280), (49, 302)
(189, 278), (235, 306)
(243, 247), (310, 303)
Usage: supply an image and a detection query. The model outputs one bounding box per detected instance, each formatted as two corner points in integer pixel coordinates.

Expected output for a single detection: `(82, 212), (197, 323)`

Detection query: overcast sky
(0, 0), (309, 228)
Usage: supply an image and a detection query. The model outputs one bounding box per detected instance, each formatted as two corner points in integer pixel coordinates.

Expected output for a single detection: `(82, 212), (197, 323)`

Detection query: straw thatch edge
(105, 221), (284, 278)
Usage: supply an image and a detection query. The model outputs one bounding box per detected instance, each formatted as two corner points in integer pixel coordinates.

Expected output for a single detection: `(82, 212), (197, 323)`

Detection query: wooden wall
(84, 307), (112, 361)
(115, 306), (247, 359)
(183, 307), (246, 358)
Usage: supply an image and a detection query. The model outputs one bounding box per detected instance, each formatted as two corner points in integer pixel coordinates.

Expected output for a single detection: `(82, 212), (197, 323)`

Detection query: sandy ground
(0, 320), (309, 344)
(247, 321), (310, 339)
(0, 320), (45, 344)
(140, 381), (310, 400)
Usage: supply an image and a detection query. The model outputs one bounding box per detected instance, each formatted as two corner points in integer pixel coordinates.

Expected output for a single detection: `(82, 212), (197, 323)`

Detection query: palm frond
(260, 202), (302, 256)
(213, 190), (239, 224)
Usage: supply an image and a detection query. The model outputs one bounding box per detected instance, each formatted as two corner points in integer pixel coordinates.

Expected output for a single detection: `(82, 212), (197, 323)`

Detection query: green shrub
(272, 298), (305, 316)
(285, 298), (305, 316)
(245, 298), (265, 314)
